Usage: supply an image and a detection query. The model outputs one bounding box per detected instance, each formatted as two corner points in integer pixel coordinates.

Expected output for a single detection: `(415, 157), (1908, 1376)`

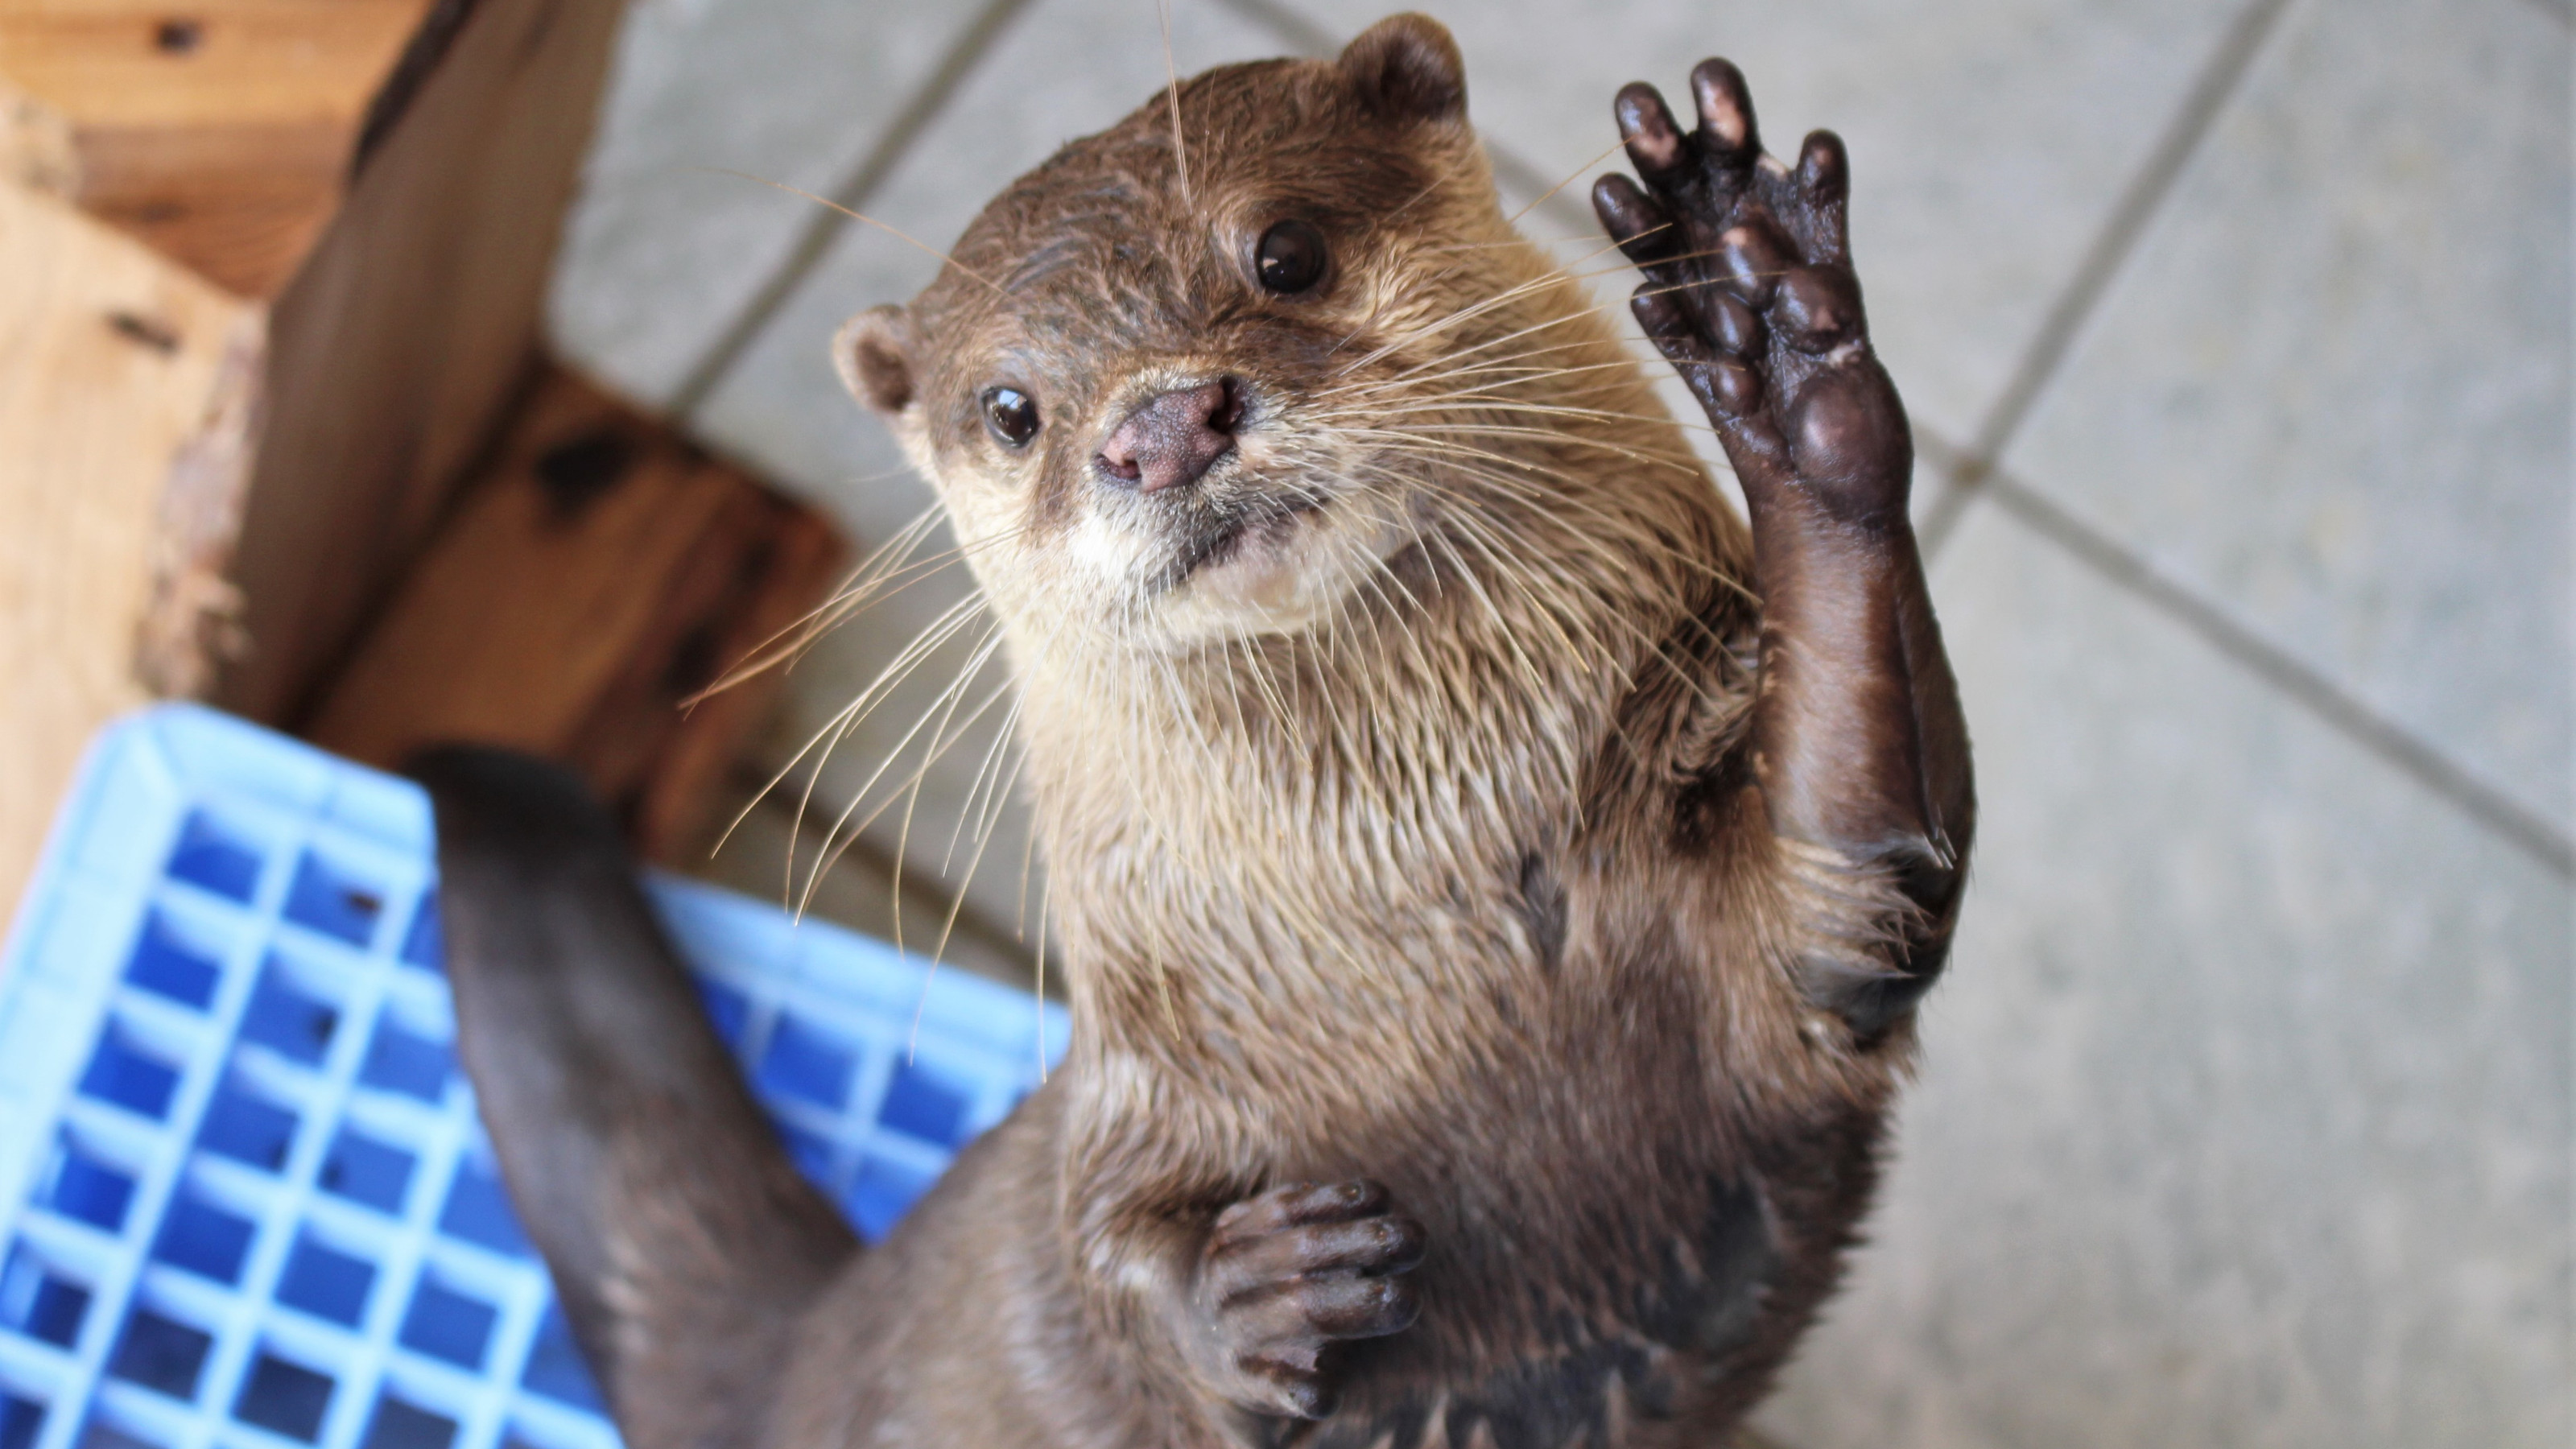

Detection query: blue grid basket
(0, 705), (1067, 1449)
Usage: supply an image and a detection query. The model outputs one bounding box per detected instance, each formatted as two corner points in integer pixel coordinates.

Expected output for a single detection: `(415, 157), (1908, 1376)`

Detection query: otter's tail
(410, 748), (857, 1449)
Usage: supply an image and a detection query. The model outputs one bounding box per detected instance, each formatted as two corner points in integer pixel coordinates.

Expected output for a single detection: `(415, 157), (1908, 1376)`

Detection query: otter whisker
(1364, 440), (1757, 609)
(881, 621), (1026, 901)
(755, 584), (996, 800)
(907, 736), (1032, 1060)
(1343, 419), (1707, 476)
(1503, 137), (1633, 226)
(1331, 271), (1592, 378)
(1329, 412), (1710, 469)
(1435, 518), (1596, 801)
(1330, 227), (1666, 377)
(1340, 456), (1634, 682)
(1338, 444), (1756, 647)
(1030, 875), (1052, 1080)
(1375, 456), (1752, 713)
(1442, 505), (1641, 705)
(942, 688), (1030, 877)
(1550, 242), (1781, 288)
(691, 510), (1040, 716)
(1319, 343), (1633, 399)
(687, 506), (956, 705)
(696, 167), (1006, 294)
(766, 597), (1000, 914)
(715, 580), (997, 893)
(1335, 292), (1622, 386)
(1158, 0), (1191, 203)
(1335, 388), (1724, 440)
(808, 633), (1013, 923)
(1416, 521), (1549, 704)
(1329, 267), (1583, 371)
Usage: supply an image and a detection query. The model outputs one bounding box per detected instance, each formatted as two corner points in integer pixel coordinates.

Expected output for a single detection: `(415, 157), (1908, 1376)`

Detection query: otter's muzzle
(1096, 378), (1241, 494)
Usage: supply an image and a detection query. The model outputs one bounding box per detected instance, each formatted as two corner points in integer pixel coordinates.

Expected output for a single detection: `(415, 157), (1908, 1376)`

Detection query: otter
(413, 13), (1972, 1447)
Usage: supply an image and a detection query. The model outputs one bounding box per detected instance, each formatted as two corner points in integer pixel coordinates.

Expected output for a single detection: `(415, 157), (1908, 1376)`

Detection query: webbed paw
(1592, 60), (1910, 526)
(1188, 1179), (1426, 1420)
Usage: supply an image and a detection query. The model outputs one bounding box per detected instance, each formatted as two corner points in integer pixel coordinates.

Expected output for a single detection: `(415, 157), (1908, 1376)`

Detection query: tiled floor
(545, 0), (2571, 1443)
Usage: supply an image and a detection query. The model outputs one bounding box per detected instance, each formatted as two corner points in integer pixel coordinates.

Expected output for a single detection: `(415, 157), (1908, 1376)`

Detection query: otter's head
(840, 14), (1657, 656)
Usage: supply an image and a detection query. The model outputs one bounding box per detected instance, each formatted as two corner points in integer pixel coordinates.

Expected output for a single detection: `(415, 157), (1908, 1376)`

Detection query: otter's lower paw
(1591, 58), (1911, 526)
(1189, 1179), (1426, 1420)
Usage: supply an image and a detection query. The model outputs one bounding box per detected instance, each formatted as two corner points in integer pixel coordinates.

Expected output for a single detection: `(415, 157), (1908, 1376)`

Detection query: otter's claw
(1593, 59), (1909, 527)
(1189, 1179), (1426, 1420)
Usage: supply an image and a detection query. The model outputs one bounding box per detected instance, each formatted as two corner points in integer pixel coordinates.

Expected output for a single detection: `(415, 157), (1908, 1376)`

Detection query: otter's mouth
(1153, 491), (1327, 593)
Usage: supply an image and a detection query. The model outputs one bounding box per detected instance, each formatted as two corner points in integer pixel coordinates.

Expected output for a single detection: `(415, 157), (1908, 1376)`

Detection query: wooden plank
(565, 470), (848, 861)
(0, 74), (78, 196)
(0, 179), (260, 924)
(0, 0), (439, 296)
(215, 0), (629, 727)
(308, 369), (848, 865)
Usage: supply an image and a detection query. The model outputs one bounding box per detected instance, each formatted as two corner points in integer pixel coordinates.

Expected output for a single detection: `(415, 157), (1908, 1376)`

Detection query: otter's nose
(1096, 379), (1240, 494)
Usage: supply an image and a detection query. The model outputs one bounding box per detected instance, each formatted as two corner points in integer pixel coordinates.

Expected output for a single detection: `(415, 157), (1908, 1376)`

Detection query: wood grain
(308, 370), (848, 864)
(0, 179), (259, 924)
(216, 0), (628, 727)
(0, 0), (440, 295)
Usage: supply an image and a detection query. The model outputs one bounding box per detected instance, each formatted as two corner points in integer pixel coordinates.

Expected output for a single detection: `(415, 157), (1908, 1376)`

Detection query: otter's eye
(1255, 219), (1327, 295)
(981, 386), (1039, 448)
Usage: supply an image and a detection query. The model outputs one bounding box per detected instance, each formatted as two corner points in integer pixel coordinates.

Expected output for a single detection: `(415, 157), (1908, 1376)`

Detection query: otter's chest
(1274, 1016), (1789, 1449)
(1296, 1164), (1784, 1449)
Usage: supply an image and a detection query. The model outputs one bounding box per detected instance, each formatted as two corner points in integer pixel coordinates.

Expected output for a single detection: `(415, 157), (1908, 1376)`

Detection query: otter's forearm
(1744, 488), (1973, 932)
(1594, 60), (1975, 1034)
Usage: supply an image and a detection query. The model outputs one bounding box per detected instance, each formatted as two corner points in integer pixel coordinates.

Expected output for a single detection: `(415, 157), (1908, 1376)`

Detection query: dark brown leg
(1593, 60), (1974, 1038)
(414, 748), (858, 1447)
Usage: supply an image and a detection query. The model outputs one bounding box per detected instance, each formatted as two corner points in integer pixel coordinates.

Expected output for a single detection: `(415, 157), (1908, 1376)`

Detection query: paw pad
(1194, 1179), (1426, 1419)
(1591, 57), (1910, 520)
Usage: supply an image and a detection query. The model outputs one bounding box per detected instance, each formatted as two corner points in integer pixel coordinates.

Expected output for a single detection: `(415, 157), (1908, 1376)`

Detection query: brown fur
(429, 15), (1973, 1449)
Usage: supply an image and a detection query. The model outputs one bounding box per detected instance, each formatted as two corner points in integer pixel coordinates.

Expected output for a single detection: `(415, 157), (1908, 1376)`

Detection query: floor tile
(545, 0), (990, 407)
(1264, 0), (2251, 443)
(1759, 503), (2571, 1448)
(2005, 0), (2571, 834)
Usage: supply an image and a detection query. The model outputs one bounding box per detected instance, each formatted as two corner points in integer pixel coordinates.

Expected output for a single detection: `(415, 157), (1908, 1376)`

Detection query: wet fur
(423, 15), (1971, 1448)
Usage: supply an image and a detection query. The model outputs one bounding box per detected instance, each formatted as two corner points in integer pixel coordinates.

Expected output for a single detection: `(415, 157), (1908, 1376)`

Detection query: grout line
(663, 0), (1038, 423)
(1918, 0), (2297, 556)
(1916, 431), (2576, 879)
(1890, 0), (2570, 873)
(1209, 0), (1602, 241)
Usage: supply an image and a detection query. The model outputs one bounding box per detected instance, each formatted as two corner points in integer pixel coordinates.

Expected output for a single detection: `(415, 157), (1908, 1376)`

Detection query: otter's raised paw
(1592, 59), (1911, 526)
(1189, 1179), (1426, 1420)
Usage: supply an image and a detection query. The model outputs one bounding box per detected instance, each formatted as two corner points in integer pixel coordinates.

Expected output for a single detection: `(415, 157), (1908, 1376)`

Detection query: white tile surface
(2006, 0), (2572, 834)
(1761, 504), (2572, 1449)
(546, 0), (990, 407)
(1270, 0), (2252, 443)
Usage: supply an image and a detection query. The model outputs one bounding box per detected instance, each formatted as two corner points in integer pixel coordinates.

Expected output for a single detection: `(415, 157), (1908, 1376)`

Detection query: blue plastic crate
(0, 705), (1067, 1449)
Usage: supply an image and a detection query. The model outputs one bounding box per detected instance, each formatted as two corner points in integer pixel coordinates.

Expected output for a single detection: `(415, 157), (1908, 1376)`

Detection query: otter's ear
(1339, 14), (1466, 126)
(834, 304), (917, 417)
